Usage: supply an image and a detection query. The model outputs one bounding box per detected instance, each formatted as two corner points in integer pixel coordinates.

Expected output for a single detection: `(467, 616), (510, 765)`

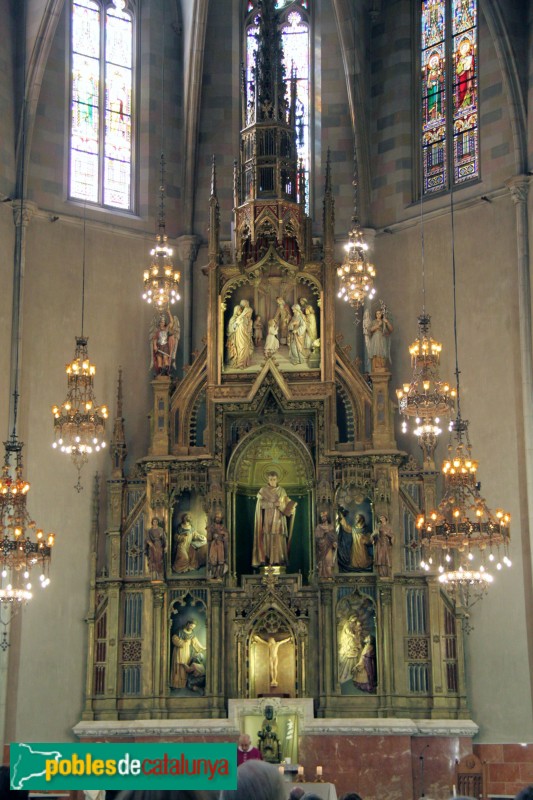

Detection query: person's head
(151, 517), (159, 527)
(238, 733), (251, 750)
(184, 619), (196, 632)
(379, 514), (387, 523)
(158, 315), (168, 329)
(240, 299), (249, 308)
(339, 793), (364, 800)
(222, 760), (285, 800)
(267, 471), (279, 487)
(256, 315), (261, 321)
(268, 318), (276, 326)
(375, 308), (383, 319)
(292, 304), (301, 312)
(514, 789), (533, 800)
(116, 791), (215, 800)
(290, 787), (306, 800)
(305, 305), (313, 315)
(214, 511), (223, 523)
(233, 305), (242, 316)
(356, 514), (365, 524)
(182, 512), (191, 524)
(0, 766), (29, 799)
(320, 510), (330, 523)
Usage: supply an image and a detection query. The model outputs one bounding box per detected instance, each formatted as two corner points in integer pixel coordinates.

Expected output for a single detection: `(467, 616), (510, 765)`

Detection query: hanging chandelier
(414, 177), (511, 615)
(52, 213), (108, 491)
(337, 144), (376, 311)
(417, 415), (511, 609)
(0, 427), (55, 647)
(396, 313), (455, 461)
(142, 154), (181, 308)
(52, 336), (108, 490)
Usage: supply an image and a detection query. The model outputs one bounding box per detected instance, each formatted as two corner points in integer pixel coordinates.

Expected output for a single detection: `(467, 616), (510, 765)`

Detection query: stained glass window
(246, 1), (310, 207)
(421, 0), (478, 194)
(70, 0), (134, 210)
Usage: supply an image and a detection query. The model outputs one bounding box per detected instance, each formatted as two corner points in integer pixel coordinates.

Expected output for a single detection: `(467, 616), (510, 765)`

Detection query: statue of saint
(170, 619), (206, 689)
(234, 299), (254, 368)
(172, 512), (207, 573)
(150, 308), (180, 375)
(304, 303), (318, 350)
(252, 633), (292, 687)
(274, 296), (291, 344)
(338, 511), (373, 571)
(365, 305), (393, 371)
(338, 615), (363, 684)
(264, 319), (280, 358)
(257, 705), (282, 763)
(315, 510), (337, 579)
(373, 515), (394, 577)
(226, 305), (242, 365)
(145, 517), (166, 580)
(207, 511), (229, 580)
(354, 635), (377, 693)
(252, 471), (297, 567)
(287, 304), (309, 365)
(254, 316), (264, 347)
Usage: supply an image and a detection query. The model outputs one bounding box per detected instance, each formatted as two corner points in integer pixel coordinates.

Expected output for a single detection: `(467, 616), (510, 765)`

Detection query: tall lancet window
(70, 0), (134, 210)
(245, 1), (310, 202)
(421, 0), (478, 194)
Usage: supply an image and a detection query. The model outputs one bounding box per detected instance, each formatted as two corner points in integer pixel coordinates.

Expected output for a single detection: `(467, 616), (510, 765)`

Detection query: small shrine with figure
(81, 0), (467, 750)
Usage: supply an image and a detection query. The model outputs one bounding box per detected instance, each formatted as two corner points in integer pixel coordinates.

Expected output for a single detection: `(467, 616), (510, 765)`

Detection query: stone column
(506, 176), (533, 594)
(9, 200), (37, 432)
(176, 234), (201, 367)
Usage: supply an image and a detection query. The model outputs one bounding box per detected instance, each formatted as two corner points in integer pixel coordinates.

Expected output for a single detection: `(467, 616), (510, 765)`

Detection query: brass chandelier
(337, 145), (376, 311)
(52, 213), (108, 491)
(417, 415), (511, 609)
(416, 191), (511, 613)
(0, 426), (55, 649)
(142, 156), (181, 308)
(396, 313), (455, 462)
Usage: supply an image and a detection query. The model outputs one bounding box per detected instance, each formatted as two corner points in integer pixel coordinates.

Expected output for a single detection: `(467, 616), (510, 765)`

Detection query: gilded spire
(253, 0), (287, 123)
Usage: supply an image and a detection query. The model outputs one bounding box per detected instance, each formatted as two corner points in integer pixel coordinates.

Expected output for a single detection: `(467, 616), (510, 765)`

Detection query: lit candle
(278, 766), (285, 775)
(453, 786), (457, 798)
(298, 766), (304, 775)
(285, 757), (291, 765)
(316, 766), (323, 776)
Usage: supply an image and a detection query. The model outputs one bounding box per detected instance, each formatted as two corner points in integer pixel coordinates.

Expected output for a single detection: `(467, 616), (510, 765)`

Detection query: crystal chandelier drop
(417, 415), (511, 610)
(337, 145), (376, 311)
(52, 337), (108, 489)
(396, 313), (455, 461)
(52, 213), (108, 491)
(142, 154), (181, 308)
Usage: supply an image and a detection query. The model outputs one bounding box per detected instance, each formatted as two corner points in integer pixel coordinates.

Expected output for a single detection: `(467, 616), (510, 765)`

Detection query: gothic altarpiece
(82, 0), (468, 752)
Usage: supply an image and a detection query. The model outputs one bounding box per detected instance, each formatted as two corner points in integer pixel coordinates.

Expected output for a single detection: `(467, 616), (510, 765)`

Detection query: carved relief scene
(222, 266), (321, 374)
(337, 591), (377, 696)
(169, 594), (207, 696)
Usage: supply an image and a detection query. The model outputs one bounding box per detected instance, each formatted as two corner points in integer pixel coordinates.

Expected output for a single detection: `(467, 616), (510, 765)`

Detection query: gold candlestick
(296, 766), (306, 783)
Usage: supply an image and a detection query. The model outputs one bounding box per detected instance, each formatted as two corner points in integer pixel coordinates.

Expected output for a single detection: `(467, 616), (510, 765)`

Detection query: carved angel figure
(150, 308), (180, 375)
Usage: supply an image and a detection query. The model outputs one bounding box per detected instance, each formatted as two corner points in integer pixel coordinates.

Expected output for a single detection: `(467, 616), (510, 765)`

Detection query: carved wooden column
(318, 585), (334, 707)
(377, 582), (394, 715)
(371, 371), (395, 449)
(151, 584), (165, 716)
(150, 376), (171, 456)
(177, 234), (201, 368)
(105, 581), (121, 718)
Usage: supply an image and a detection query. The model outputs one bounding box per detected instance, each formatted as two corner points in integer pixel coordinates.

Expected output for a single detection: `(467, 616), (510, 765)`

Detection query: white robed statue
(252, 471), (297, 567)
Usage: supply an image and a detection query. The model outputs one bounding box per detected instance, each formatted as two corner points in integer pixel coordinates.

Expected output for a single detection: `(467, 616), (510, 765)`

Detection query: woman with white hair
(221, 759), (286, 800)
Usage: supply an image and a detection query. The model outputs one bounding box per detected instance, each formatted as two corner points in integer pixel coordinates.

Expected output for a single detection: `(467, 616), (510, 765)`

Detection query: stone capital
(12, 199), (38, 228)
(176, 234), (201, 263)
(506, 175), (529, 206)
